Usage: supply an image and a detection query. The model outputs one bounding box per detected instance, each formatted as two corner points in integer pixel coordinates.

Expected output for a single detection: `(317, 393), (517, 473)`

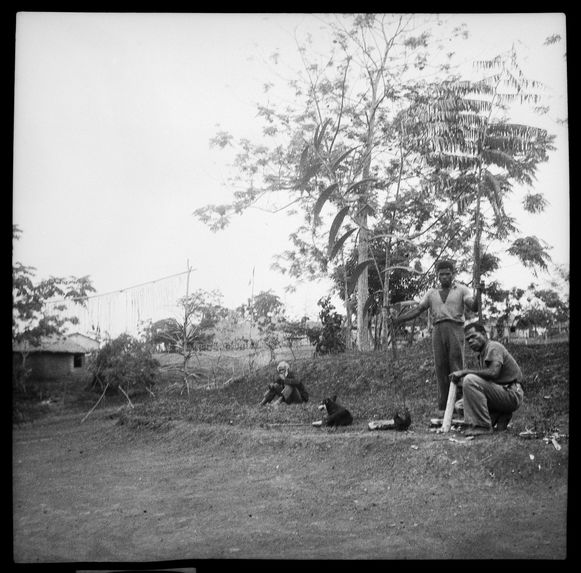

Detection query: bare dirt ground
(12, 404), (569, 563)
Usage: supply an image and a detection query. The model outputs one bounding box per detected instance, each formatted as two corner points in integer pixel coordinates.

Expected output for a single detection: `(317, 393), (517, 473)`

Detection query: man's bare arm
(450, 360), (502, 383)
(465, 282), (485, 312)
(394, 305), (426, 325)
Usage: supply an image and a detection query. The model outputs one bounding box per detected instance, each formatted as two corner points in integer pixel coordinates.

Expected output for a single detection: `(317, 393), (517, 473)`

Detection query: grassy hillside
(13, 339), (568, 438)
(117, 339), (569, 437)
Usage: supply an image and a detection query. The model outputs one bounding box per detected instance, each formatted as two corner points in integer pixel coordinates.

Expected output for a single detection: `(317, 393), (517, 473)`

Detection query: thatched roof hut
(13, 334), (99, 381)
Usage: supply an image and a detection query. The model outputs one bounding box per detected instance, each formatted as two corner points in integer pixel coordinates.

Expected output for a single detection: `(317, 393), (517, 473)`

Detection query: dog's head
(318, 395), (339, 413)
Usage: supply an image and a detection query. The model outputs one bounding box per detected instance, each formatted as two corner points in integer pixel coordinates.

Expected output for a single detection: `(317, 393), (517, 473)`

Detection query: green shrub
(88, 333), (160, 396)
(306, 296), (345, 355)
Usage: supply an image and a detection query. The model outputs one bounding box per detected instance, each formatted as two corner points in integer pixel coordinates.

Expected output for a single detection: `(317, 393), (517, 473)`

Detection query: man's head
(277, 361), (290, 376)
(464, 322), (488, 352)
(435, 260), (455, 287)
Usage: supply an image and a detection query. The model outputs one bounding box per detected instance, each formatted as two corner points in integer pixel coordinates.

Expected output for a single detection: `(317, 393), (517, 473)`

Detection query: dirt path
(12, 409), (568, 562)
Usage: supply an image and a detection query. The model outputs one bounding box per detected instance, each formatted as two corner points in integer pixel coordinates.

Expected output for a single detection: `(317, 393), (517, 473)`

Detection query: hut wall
(13, 352), (87, 380)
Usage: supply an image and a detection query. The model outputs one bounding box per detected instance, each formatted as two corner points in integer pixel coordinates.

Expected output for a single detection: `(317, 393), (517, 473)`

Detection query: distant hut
(12, 334), (99, 381)
(65, 332), (100, 353)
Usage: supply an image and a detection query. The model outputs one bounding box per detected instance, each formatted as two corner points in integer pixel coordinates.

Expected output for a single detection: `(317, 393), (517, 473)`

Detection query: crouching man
(449, 322), (524, 436)
(259, 361), (308, 406)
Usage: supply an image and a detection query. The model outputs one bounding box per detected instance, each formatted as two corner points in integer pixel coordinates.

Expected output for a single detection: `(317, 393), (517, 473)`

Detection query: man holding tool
(448, 322), (524, 436)
(392, 260), (482, 414)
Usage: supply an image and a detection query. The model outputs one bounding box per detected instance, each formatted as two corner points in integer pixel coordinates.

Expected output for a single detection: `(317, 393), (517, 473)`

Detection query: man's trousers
(432, 320), (465, 410)
(462, 374), (524, 428)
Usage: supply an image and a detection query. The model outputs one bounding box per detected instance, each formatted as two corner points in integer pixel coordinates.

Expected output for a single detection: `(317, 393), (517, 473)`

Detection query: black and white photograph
(12, 12), (569, 563)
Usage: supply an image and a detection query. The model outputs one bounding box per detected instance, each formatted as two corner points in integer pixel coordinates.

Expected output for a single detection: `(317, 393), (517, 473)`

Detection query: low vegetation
(14, 340), (568, 442)
(122, 340), (568, 437)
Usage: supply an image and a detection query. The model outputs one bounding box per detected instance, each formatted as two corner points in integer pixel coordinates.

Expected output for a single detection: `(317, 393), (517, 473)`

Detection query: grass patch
(13, 340), (568, 438)
(120, 339), (569, 436)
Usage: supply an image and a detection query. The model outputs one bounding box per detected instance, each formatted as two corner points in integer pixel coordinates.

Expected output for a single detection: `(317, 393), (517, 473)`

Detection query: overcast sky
(13, 12), (569, 331)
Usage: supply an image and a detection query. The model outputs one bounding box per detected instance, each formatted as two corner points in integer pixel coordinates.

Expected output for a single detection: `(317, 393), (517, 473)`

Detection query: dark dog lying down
(314, 395), (353, 427)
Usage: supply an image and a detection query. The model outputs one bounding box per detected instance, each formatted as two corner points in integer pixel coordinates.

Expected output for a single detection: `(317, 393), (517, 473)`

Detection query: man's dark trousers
(432, 320), (465, 410)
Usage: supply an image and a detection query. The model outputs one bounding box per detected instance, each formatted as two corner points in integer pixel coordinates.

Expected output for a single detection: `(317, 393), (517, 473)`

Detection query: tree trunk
(356, 81), (379, 351)
(17, 350), (30, 392)
(343, 266), (353, 351)
(408, 318), (417, 345)
(382, 125), (405, 352)
(357, 213), (370, 350)
(473, 172), (484, 322)
(381, 246), (392, 350)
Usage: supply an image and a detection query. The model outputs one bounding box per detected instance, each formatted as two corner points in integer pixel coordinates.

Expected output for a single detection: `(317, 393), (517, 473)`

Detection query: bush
(306, 296), (345, 355)
(88, 333), (160, 396)
(12, 362), (31, 393)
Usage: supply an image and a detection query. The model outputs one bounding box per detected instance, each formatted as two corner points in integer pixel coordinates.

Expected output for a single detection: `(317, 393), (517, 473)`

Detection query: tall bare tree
(194, 14), (468, 350)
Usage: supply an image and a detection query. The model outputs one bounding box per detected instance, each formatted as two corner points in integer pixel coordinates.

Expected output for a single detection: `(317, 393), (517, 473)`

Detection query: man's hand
(449, 370), (466, 383)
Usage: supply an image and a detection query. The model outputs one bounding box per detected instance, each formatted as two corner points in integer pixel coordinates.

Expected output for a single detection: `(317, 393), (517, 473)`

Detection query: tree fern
(400, 47), (555, 289)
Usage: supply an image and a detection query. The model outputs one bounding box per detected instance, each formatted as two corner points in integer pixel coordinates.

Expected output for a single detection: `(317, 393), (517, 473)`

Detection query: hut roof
(13, 335), (93, 354)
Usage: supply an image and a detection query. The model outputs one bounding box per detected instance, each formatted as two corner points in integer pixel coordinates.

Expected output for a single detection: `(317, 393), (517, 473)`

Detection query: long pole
(249, 266), (255, 343)
(183, 259), (192, 396)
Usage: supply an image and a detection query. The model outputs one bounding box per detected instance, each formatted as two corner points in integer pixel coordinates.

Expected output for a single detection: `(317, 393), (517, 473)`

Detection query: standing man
(393, 260), (481, 413)
(449, 322), (524, 436)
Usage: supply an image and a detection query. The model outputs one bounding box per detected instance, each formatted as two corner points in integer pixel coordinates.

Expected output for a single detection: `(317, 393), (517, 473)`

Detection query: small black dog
(393, 408), (412, 431)
(318, 395), (353, 427)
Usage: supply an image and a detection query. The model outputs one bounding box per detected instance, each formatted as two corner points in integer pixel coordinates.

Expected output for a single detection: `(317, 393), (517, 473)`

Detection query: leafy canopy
(12, 225), (96, 346)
